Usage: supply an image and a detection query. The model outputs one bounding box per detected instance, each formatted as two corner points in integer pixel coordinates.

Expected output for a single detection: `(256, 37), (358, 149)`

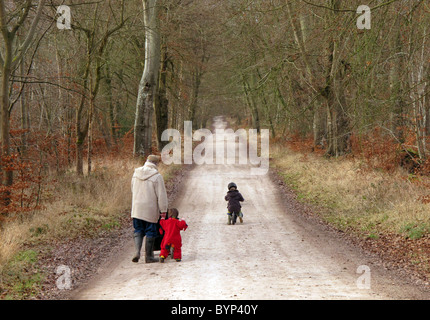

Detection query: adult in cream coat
(131, 155), (168, 263)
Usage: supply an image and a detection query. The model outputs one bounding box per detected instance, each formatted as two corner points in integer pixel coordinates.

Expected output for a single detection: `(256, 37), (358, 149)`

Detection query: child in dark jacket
(159, 208), (188, 262)
(225, 182), (245, 225)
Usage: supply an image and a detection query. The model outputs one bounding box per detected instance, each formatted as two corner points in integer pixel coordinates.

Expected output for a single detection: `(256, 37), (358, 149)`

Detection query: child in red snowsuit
(159, 208), (188, 262)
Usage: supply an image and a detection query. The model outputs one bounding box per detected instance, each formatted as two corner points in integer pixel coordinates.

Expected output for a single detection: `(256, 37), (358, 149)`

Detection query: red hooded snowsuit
(159, 218), (188, 260)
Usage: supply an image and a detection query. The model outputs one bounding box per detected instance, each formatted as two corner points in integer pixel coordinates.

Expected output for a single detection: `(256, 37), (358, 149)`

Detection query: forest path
(71, 117), (428, 300)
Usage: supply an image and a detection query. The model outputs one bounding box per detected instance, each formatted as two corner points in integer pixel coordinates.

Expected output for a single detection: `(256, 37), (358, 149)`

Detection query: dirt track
(71, 117), (429, 300)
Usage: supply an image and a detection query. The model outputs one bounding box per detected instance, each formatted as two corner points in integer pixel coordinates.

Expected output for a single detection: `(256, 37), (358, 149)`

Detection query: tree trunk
(242, 76), (260, 133)
(256, 69), (275, 138)
(0, 0), (46, 207)
(188, 67), (202, 126)
(1, 52), (12, 205)
(19, 57), (28, 158)
(389, 16), (405, 143)
(285, 0), (325, 147)
(75, 57), (90, 176)
(313, 104), (326, 149)
(76, 101), (88, 176)
(87, 93), (94, 175)
(323, 0), (350, 157)
(106, 66), (117, 145)
(134, 0), (161, 158)
(155, 39), (169, 150)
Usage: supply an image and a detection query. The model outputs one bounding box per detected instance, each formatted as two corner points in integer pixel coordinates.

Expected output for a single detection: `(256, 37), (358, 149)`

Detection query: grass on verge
(271, 143), (430, 239)
(271, 143), (430, 279)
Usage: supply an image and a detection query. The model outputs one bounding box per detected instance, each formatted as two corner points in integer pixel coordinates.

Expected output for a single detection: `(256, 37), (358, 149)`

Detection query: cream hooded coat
(131, 162), (168, 223)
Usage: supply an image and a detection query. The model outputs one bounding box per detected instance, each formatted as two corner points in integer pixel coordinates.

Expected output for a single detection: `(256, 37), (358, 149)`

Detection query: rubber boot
(132, 233), (144, 263)
(145, 237), (159, 263)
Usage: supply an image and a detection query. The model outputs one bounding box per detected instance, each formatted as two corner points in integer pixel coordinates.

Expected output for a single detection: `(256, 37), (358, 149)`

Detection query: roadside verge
(270, 143), (430, 288)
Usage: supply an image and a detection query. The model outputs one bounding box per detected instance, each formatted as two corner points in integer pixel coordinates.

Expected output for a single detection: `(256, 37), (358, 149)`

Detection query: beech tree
(134, 0), (160, 158)
(0, 0), (46, 204)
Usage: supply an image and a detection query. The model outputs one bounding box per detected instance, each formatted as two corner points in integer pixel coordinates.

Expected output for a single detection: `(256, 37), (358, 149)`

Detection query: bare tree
(134, 0), (161, 158)
(71, 0), (125, 175)
(0, 0), (46, 203)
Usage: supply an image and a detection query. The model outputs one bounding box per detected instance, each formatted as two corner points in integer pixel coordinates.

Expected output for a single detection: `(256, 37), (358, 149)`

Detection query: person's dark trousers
(132, 218), (159, 263)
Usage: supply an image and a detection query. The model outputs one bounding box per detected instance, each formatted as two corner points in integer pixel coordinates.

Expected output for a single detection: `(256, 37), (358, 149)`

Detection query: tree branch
(10, 0), (32, 37)
(300, 0), (402, 13)
(12, 0), (46, 67)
